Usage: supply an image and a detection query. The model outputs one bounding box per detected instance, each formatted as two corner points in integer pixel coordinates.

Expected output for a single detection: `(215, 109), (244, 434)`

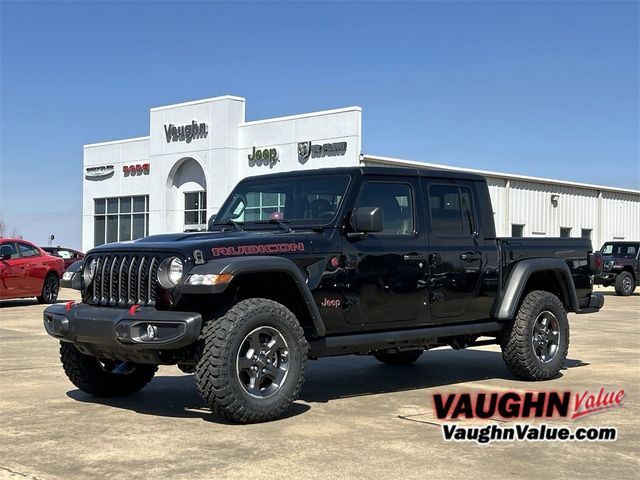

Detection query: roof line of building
(241, 106), (362, 126)
(85, 136), (150, 148)
(150, 95), (246, 111)
(362, 154), (640, 195)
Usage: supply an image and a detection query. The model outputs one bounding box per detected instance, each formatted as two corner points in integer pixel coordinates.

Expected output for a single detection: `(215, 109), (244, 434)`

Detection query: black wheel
(374, 349), (423, 365)
(614, 271), (635, 296)
(60, 342), (157, 396)
(195, 298), (308, 424)
(37, 273), (59, 304)
(501, 290), (569, 380)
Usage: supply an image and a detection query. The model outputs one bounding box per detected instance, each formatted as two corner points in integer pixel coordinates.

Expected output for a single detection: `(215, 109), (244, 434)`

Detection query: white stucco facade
(82, 94), (639, 252)
(82, 96), (362, 251)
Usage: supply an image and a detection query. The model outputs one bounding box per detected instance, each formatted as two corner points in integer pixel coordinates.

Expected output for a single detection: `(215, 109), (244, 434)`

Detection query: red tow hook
(65, 301), (75, 312)
(129, 304), (141, 316)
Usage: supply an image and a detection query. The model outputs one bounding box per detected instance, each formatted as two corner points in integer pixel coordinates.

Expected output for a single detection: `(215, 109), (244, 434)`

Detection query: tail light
(588, 252), (603, 274)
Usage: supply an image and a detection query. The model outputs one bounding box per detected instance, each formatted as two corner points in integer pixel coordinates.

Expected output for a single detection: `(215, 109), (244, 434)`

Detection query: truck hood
(88, 229), (318, 260)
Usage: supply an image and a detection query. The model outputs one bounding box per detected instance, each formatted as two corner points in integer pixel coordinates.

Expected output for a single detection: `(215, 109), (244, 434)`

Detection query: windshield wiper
(253, 219), (293, 232)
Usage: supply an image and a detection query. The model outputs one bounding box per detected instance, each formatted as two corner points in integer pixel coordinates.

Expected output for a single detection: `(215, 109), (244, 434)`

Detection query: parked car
(44, 167), (604, 423)
(594, 241), (640, 295)
(1, 238), (65, 303)
(41, 246), (85, 270)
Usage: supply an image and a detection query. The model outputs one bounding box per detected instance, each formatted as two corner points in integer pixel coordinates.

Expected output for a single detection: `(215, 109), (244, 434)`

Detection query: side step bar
(309, 321), (503, 358)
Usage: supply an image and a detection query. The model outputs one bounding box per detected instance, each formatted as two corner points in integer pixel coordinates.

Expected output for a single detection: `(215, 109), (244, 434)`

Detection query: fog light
(145, 324), (158, 340)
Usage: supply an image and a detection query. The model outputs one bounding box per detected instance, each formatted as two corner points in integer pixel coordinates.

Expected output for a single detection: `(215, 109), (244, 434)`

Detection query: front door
(342, 177), (428, 328)
(422, 180), (485, 321)
(0, 242), (26, 298)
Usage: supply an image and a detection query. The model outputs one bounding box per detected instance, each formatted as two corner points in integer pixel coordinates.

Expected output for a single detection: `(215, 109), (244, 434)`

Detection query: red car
(41, 246), (85, 270)
(0, 238), (65, 303)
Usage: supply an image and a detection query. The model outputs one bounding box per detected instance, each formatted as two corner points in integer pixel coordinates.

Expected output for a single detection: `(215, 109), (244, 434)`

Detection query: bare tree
(0, 216), (20, 238)
(0, 217), (6, 236)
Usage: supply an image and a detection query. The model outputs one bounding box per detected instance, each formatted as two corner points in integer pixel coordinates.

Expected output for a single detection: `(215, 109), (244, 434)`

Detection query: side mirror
(351, 206), (384, 233)
(0, 245), (13, 261)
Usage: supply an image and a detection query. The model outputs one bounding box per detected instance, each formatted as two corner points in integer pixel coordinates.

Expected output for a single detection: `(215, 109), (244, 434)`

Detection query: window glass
(57, 250), (72, 259)
(132, 214), (145, 239)
(95, 199), (106, 215)
(429, 185), (475, 236)
(1, 243), (20, 259)
(120, 197), (131, 213)
(133, 196), (146, 213)
(184, 191), (207, 229)
(107, 215), (118, 243)
(214, 175), (350, 228)
(94, 216), (106, 246)
(512, 224), (524, 237)
(119, 215), (131, 241)
(356, 182), (413, 235)
(107, 198), (118, 214)
(600, 243), (638, 256)
(18, 243), (39, 257)
(560, 227), (571, 238)
(581, 229), (592, 240)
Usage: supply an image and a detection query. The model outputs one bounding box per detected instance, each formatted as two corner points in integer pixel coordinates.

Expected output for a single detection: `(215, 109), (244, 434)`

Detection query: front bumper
(43, 303), (202, 363)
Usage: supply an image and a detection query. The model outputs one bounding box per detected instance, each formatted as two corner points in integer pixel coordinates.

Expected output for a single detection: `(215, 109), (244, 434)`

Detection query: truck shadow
(66, 349), (588, 423)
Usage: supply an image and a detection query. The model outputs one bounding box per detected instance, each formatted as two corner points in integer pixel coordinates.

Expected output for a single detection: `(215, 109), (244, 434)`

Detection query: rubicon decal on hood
(212, 242), (305, 257)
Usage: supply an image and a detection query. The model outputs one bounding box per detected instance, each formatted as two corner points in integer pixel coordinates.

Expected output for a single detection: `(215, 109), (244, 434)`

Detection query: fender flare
(186, 256), (326, 336)
(494, 258), (579, 320)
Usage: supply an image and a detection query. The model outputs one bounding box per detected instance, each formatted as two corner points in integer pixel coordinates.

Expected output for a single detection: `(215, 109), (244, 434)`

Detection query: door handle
(404, 254), (426, 262)
(461, 252), (482, 262)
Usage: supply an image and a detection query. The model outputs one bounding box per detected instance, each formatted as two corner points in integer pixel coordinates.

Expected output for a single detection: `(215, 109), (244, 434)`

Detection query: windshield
(212, 174), (351, 229)
(600, 243), (639, 257)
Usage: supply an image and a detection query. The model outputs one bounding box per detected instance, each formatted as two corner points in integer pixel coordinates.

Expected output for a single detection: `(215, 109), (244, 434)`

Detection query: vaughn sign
(164, 120), (208, 144)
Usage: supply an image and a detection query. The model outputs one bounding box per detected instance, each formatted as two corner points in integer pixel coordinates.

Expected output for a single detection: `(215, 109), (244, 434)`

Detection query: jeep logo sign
(164, 121), (208, 143)
(248, 146), (280, 168)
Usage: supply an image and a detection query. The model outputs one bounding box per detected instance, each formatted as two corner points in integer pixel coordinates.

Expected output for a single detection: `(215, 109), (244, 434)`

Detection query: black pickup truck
(44, 167), (604, 423)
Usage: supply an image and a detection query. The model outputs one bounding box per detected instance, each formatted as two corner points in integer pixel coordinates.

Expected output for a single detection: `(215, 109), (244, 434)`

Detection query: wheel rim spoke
(236, 326), (290, 399)
(532, 311), (560, 364)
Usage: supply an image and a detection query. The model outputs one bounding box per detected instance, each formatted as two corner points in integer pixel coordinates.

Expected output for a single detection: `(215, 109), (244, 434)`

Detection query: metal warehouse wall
(362, 156), (640, 249)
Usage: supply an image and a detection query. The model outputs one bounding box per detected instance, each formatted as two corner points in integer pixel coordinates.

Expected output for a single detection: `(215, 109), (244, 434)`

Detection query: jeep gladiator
(594, 241), (639, 295)
(44, 167), (604, 423)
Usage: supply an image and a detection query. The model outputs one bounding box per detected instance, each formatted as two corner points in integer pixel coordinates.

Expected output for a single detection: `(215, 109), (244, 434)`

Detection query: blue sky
(1, 0), (638, 249)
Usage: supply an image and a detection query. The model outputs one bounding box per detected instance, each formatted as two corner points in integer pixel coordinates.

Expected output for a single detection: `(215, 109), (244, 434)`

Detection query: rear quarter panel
(499, 237), (593, 301)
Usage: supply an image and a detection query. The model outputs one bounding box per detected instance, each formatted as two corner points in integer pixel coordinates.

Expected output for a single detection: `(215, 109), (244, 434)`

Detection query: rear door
(422, 179), (485, 321)
(342, 176), (428, 328)
(17, 243), (46, 295)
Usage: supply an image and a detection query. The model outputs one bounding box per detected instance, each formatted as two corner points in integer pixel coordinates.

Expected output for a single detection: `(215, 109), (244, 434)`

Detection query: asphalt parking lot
(0, 287), (638, 480)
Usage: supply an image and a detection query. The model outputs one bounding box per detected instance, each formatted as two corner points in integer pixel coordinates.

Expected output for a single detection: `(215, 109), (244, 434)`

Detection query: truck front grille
(86, 254), (161, 307)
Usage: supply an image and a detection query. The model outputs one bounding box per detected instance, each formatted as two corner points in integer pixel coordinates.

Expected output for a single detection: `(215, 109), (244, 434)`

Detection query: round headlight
(83, 258), (97, 284)
(158, 257), (183, 288)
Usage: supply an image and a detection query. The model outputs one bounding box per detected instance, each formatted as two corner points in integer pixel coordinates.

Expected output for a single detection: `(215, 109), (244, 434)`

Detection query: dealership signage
(298, 141), (347, 161)
(123, 163), (150, 176)
(85, 165), (114, 179)
(164, 120), (208, 143)
(248, 146), (280, 168)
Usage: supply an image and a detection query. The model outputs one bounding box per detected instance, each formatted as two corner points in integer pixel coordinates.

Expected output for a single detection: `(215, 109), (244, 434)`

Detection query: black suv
(595, 241), (639, 295)
(44, 167), (604, 423)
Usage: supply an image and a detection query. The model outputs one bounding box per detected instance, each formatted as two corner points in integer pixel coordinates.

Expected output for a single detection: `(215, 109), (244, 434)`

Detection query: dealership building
(82, 94), (640, 252)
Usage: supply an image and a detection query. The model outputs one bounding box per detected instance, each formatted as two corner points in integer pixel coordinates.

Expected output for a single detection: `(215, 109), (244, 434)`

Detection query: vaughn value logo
(433, 387), (625, 421)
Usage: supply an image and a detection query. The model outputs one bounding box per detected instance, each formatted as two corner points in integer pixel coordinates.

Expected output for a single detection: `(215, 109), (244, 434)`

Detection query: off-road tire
(37, 273), (59, 304)
(60, 342), (157, 396)
(501, 290), (569, 380)
(614, 271), (635, 296)
(374, 349), (423, 365)
(195, 298), (308, 424)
